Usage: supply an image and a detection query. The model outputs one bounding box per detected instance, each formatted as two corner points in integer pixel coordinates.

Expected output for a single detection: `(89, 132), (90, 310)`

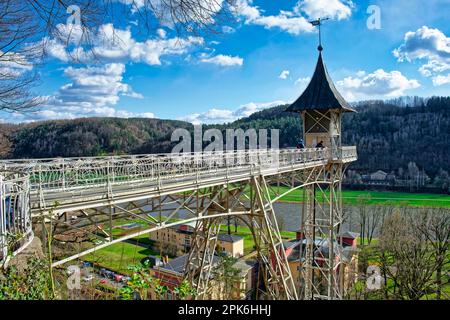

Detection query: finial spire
(309, 17), (330, 52)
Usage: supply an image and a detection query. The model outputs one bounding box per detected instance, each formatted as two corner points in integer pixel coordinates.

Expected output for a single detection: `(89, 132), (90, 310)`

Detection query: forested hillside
(226, 96), (450, 178)
(0, 96), (449, 182)
(343, 97), (450, 177)
(0, 118), (191, 158)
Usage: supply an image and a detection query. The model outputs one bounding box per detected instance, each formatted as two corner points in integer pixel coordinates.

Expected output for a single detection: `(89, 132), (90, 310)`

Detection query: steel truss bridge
(0, 147), (357, 300)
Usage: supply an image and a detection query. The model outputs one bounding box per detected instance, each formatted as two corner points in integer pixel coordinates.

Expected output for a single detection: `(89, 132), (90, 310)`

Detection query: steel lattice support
(183, 185), (226, 299)
(299, 162), (347, 300)
(183, 217), (222, 299)
(249, 176), (298, 300)
(182, 181), (298, 300)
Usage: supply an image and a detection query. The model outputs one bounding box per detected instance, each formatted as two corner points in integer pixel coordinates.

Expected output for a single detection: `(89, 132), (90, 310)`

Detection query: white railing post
(196, 153), (200, 184)
(38, 164), (45, 210)
(157, 158), (162, 188)
(61, 159), (65, 191)
(225, 151), (229, 180)
(0, 174), (6, 261)
(107, 159), (112, 199)
(111, 157), (116, 184)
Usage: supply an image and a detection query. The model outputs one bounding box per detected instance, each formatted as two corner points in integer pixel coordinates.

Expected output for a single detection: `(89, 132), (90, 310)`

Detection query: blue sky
(2, 0), (449, 123)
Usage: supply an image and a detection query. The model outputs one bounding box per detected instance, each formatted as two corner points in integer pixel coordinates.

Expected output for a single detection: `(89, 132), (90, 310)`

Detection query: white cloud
(233, 0), (314, 35)
(200, 54), (243, 66)
(251, 14), (314, 35)
(279, 70), (290, 79)
(433, 74), (450, 86)
(44, 39), (71, 62)
(222, 26), (236, 33)
(117, 0), (146, 10)
(181, 100), (287, 124)
(46, 23), (204, 66)
(235, 100), (287, 117)
(294, 77), (311, 89)
(58, 63), (142, 104)
(0, 51), (33, 78)
(418, 60), (450, 77)
(6, 63), (153, 123)
(156, 28), (167, 39)
(117, 0), (224, 26)
(295, 76), (310, 85)
(394, 26), (450, 63)
(233, 0), (260, 21)
(337, 69), (420, 100)
(394, 26), (450, 86)
(233, 0), (352, 35)
(295, 0), (353, 20)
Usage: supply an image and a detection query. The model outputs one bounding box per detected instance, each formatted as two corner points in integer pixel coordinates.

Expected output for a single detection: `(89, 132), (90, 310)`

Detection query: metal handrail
(0, 147), (357, 194)
(0, 171), (33, 265)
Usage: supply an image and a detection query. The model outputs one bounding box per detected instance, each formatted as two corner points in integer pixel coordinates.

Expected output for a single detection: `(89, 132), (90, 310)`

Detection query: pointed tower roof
(286, 51), (355, 113)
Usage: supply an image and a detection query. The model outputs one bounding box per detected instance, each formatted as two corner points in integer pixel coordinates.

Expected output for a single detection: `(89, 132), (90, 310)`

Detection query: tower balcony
(331, 146), (358, 163)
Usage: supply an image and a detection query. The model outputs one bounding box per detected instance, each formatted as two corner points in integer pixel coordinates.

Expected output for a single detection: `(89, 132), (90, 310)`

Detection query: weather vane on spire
(309, 17), (330, 52)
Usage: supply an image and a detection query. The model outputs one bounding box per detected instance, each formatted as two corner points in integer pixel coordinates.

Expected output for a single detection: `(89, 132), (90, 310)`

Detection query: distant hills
(0, 96), (449, 180)
(226, 96), (450, 179)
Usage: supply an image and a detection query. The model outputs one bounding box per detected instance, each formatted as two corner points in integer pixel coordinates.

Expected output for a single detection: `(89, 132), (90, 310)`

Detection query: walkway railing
(1, 147), (357, 194)
(0, 171), (33, 265)
(340, 146), (358, 160)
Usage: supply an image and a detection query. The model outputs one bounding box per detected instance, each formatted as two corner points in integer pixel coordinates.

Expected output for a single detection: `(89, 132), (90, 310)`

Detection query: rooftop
(233, 259), (258, 276)
(286, 52), (355, 113)
(217, 233), (243, 243)
(155, 254), (221, 275)
(168, 221), (198, 232)
(155, 254), (188, 274)
(283, 238), (344, 262)
(338, 231), (360, 239)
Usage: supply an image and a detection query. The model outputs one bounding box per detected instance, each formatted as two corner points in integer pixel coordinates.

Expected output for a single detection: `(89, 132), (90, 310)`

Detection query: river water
(133, 200), (443, 239)
(273, 202), (362, 233)
(139, 201), (367, 234)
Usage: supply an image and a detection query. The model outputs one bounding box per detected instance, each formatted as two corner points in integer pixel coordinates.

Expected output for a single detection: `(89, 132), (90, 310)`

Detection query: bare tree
(0, 1), (43, 111)
(0, 0), (237, 113)
(125, 0), (236, 36)
(379, 208), (437, 300)
(357, 194), (371, 246)
(416, 208), (450, 300)
(363, 206), (379, 246)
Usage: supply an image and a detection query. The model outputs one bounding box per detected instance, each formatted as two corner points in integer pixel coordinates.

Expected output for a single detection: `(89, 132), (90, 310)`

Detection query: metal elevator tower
(286, 37), (356, 299)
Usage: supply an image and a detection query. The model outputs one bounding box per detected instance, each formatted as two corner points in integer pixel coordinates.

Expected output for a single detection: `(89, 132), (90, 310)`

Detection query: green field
(84, 241), (160, 275)
(268, 187), (450, 208)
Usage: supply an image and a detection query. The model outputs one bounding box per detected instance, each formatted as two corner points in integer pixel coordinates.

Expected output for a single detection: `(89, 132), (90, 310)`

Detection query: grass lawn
(84, 242), (160, 275)
(267, 187), (450, 208)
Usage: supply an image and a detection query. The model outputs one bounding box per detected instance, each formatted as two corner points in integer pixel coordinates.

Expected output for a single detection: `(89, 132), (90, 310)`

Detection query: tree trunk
(436, 263), (442, 300)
